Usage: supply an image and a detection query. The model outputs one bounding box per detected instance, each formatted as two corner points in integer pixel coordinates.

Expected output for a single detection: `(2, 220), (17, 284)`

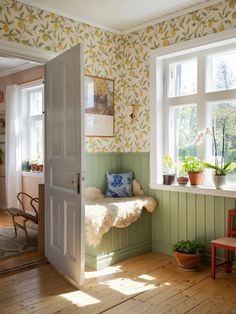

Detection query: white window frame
(150, 28), (236, 198)
(21, 81), (44, 165)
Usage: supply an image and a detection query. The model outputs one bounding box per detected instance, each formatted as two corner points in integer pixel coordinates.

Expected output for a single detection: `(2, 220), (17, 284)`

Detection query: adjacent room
(0, 0), (236, 313)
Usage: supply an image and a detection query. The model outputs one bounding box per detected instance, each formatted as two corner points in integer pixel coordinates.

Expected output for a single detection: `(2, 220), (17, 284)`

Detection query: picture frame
(84, 75), (114, 137)
(0, 112), (6, 139)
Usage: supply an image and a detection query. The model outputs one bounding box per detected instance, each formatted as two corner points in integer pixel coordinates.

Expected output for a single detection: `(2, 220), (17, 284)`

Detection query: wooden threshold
(0, 251), (47, 277)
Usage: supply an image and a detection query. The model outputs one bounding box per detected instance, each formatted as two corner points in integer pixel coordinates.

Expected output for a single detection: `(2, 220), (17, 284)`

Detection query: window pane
(30, 119), (43, 163)
(207, 51), (236, 92)
(210, 100), (236, 183)
(30, 91), (43, 116)
(168, 58), (197, 97)
(170, 105), (197, 162)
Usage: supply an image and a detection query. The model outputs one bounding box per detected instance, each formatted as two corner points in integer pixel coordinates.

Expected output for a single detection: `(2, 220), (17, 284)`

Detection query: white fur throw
(132, 179), (144, 196)
(85, 196), (157, 247)
(85, 187), (105, 201)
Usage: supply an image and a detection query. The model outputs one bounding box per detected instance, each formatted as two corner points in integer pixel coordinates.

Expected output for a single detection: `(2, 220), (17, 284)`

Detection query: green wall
(86, 152), (236, 260)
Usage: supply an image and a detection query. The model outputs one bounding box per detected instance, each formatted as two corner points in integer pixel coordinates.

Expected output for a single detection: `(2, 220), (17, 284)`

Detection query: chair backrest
(227, 210), (236, 237)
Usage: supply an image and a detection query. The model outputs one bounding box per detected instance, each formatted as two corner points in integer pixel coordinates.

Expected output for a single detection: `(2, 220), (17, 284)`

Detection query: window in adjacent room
(21, 83), (44, 171)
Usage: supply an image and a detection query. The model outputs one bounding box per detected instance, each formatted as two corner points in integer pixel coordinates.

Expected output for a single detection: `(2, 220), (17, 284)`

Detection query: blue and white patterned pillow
(106, 171), (133, 198)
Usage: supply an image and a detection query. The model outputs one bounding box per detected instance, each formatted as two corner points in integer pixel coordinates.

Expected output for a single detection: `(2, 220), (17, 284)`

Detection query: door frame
(0, 40), (86, 277)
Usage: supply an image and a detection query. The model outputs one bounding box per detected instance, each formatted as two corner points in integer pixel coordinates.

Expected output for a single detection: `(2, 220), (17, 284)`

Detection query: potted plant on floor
(183, 157), (205, 185)
(163, 155), (176, 185)
(173, 240), (205, 271)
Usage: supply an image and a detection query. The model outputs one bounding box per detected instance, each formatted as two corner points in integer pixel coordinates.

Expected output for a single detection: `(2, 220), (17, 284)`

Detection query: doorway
(0, 55), (46, 273)
(0, 40), (85, 286)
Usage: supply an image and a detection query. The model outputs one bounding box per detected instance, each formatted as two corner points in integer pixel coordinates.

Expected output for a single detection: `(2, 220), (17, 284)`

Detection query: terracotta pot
(188, 172), (203, 185)
(177, 176), (189, 186)
(173, 251), (203, 271)
(31, 163), (38, 171)
(38, 164), (44, 172)
(163, 174), (176, 185)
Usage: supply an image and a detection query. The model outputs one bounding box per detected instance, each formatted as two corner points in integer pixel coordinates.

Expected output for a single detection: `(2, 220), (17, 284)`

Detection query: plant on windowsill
(163, 155), (176, 185)
(183, 156), (205, 185)
(195, 124), (236, 189)
(176, 162), (189, 186)
(172, 240), (205, 271)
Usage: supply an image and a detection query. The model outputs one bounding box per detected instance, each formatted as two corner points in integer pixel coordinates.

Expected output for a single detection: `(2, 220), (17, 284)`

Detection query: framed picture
(0, 112), (5, 142)
(85, 75), (114, 137)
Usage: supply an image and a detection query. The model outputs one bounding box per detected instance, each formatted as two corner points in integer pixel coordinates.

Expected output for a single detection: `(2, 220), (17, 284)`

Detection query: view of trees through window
(167, 49), (236, 183)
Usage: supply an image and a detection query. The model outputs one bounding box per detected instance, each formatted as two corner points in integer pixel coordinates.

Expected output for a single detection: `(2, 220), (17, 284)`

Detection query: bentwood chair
(211, 209), (236, 279)
(7, 192), (39, 243)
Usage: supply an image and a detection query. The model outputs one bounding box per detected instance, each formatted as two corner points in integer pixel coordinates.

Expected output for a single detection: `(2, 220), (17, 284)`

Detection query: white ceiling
(0, 56), (38, 78)
(18, 0), (219, 32)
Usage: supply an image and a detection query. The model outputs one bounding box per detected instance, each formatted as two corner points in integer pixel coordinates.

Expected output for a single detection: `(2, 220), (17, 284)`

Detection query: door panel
(45, 44), (85, 287)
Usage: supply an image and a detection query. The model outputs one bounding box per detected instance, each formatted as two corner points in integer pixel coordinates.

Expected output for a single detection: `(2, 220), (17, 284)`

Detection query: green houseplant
(195, 124), (236, 188)
(204, 161), (235, 189)
(183, 156), (205, 185)
(173, 240), (205, 271)
(176, 162), (189, 186)
(163, 155), (175, 185)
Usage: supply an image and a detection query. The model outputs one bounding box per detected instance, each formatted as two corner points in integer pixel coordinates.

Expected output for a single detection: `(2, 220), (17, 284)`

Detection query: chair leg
(211, 243), (216, 279)
(225, 249), (230, 273)
(12, 217), (17, 237)
(23, 220), (29, 243)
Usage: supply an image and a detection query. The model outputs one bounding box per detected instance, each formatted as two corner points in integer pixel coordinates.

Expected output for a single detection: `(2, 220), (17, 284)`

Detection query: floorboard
(1, 252), (236, 314)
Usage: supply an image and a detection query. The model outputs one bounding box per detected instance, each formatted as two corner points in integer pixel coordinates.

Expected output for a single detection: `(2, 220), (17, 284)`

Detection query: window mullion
(197, 54), (207, 160)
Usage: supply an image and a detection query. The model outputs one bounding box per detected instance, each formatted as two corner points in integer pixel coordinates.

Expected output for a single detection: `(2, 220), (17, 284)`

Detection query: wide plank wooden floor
(1, 252), (236, 313)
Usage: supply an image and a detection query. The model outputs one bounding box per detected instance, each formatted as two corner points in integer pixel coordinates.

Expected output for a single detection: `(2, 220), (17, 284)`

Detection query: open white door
(44, 44), (85, 287)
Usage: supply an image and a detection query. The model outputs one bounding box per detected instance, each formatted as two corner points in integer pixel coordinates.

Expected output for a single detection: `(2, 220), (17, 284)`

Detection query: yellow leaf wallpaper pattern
(0, 0), (236, 152)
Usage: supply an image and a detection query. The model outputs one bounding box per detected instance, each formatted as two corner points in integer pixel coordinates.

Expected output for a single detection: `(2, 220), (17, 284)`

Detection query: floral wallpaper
(122, 0), (236, 152)
(0, 0), (236, 152)
(0, 0), (124, 152)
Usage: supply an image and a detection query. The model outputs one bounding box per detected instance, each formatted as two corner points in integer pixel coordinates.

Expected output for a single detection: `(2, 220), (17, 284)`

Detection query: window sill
(22, 171), (44, 178)
(150, 183), (236, 198)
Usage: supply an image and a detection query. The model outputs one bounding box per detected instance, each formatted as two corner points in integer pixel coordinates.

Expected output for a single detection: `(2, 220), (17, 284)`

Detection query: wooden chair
(211, 209), (236, 279)
(7, 192), (39, 243)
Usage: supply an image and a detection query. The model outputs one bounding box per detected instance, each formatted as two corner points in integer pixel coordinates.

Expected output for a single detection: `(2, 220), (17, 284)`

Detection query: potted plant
(163, 155), (175, 185)
(204, 161), (235, 189)
(0, 148), (4, 164)
(173, 240), (205, 271)
(183, 156), (205, 185)
(176, 162), (189, 186)
(195, 124), (236, 189)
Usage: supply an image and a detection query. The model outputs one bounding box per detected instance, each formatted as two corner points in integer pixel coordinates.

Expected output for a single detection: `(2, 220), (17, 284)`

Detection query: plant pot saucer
(176, 264), (201, 272)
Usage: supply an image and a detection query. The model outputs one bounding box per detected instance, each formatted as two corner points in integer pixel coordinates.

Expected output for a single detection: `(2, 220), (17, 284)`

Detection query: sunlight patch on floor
(137, 274), (156, 281)
(59, 291), (101, 307)
(85, 265), (122, 279)
(101, 278), (156, 295)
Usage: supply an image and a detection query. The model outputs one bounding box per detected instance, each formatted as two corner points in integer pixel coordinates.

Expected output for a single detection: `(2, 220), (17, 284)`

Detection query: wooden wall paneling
(170, 191), (179, 245)
(178, 192), (187, 241)
(205, 196), (215, 254)
(196, 194), (205, 245)
(162, 191), (171, 246)
(186, 193), (196, 241)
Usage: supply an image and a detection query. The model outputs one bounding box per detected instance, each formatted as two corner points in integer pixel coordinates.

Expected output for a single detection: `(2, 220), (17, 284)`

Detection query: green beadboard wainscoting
(85, 152), (236, 267)
(85, 153), (152, 269)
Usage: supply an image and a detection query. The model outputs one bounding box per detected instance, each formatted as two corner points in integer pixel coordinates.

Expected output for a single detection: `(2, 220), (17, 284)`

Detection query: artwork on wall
(85, 75), (114, 137)
(0, 112), (5, 143)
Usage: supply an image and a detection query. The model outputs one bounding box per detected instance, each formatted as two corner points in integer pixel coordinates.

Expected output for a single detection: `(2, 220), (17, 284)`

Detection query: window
(21, 84), (44, 167)
(151, 36), (236, 188)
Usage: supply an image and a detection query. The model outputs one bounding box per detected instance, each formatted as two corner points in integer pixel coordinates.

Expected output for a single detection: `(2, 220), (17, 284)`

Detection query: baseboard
(86, 241), (152, 270)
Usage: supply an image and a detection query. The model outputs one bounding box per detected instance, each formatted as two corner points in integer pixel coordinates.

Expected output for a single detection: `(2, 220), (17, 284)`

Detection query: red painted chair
(211, 209), (236, 279)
